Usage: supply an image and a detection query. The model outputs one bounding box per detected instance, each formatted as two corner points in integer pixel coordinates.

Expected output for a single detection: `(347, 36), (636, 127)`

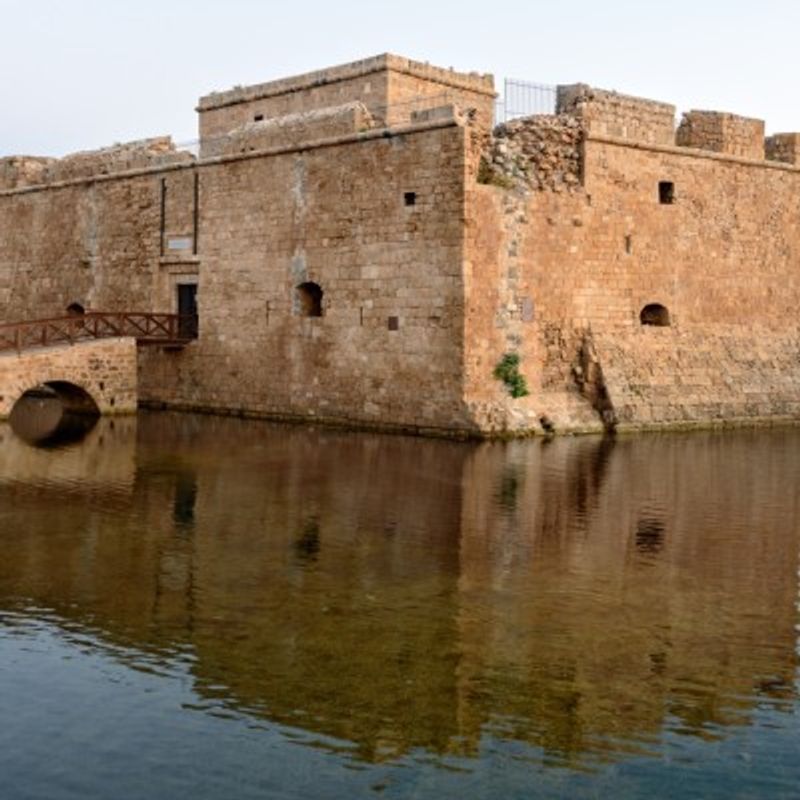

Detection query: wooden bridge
(0, 311), (197, 354)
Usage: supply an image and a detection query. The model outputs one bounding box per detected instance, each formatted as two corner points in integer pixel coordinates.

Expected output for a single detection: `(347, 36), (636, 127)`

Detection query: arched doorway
(640, 303), (671, 327)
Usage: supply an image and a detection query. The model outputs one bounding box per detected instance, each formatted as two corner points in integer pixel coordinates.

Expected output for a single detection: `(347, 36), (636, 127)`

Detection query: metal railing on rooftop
(497, 78), (558, 123)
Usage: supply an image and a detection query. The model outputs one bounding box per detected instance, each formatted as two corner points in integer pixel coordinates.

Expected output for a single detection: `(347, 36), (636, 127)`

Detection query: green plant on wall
(493, 353), (529, 398)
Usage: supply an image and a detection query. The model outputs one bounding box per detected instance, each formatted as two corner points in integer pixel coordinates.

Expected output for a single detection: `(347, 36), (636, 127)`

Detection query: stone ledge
(0, 115), (463, 197)
(159, 256), (201, 268)
(587, 133), (800, 172)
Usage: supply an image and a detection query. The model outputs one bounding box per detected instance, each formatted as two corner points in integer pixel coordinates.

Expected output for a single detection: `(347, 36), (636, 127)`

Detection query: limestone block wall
(0, 162), (197, 323)
(384, 65), (495, 132)
(202, 103), (377, 158)
(593, 326), (800, 429)
(197, 54), (495, 143)
(556, 84), (675, 145)
(677, 111), (765, 160)
(462, 124), (800, 434)
(766, 133), (800, 164)
(139, 120), (474, 435)
(41, 138), (193, 183)
(0, 157), (55, 191)
(2, 58), (800, 437)
(0, 337), (138, 418)
(0, 139), (192, 191)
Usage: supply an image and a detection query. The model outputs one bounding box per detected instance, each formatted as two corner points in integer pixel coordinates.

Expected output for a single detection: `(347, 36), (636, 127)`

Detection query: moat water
(2, 404), (800, 799)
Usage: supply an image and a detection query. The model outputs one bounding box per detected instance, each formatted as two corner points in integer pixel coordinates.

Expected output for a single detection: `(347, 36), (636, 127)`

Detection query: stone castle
(1, 54), (799, 437)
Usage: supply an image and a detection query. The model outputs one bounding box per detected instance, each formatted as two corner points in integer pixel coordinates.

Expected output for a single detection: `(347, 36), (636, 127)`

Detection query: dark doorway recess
(297, 282), (323, 317)
(177, 284), (199, 339)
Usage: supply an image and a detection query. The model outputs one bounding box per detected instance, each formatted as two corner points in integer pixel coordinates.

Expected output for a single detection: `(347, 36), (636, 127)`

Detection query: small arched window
(640, 303), (670, 327)
(66, 302), (85, 316)
(296, 282), (323, 317)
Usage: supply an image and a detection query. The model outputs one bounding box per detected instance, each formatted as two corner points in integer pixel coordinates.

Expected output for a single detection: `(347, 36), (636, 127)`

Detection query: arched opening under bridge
(9, 381), (100, 448)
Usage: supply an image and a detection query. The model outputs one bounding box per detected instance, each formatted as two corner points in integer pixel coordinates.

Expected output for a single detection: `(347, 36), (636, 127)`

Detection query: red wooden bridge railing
(0, 311), (198, 354)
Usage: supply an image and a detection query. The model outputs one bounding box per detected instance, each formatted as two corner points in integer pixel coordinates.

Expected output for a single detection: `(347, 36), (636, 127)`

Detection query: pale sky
(2, 0), (798, 157)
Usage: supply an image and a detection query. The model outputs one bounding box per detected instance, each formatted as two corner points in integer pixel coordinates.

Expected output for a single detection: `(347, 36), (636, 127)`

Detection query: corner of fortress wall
(466, 82), (800, 436)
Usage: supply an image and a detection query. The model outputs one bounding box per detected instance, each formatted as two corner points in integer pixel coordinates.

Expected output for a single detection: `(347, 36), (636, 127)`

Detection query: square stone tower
(196, 53), (496, 145)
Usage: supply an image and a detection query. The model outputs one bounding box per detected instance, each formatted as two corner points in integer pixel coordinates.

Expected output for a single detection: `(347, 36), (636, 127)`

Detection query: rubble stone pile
(480, 115), (583, 192)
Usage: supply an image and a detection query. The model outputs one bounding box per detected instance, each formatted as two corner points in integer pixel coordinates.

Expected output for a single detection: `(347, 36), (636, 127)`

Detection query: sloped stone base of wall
(594, 326), (800, 430)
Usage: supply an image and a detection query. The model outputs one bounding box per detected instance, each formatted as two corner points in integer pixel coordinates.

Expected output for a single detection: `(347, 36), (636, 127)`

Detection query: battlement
(765, 132), (800, 165)
(556, 84), (676, 146)
(677, 111), (765, 160)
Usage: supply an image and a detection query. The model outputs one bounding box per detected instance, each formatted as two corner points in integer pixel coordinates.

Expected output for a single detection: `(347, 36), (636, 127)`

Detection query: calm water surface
(1, 407), (799, 799)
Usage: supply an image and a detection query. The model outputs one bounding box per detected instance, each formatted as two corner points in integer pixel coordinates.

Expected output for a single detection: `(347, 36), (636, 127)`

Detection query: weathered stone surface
(479, 115), (583, 193)
(766, 132), (800, 165)
(202, 103), (377, 158)
(0, 338), (138, 418)
(556, 84), (676, 145)
(677, 111), (765, 160)
(1, 55), (799, 437)
(198, 53), (496, 141)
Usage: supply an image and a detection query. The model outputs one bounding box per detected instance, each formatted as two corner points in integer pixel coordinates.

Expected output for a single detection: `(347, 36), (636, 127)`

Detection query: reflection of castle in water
(0, 413), (798, 766)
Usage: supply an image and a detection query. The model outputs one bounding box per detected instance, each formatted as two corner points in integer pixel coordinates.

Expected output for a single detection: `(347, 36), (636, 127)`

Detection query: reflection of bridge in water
(0, 415), (798, 767)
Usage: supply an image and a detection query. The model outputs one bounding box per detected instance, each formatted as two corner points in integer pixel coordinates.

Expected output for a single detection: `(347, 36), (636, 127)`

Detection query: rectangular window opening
(404, 192), (417, 207)
(659, 181), (675, 205)
(254, 114), (264, 122)
(388, 316), (400, 331)
(177, 283), (199, 340)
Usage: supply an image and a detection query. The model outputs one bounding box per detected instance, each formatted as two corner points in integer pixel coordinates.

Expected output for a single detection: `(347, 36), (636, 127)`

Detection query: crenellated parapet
(676, 110), (765, 160)
(556, 84), (676, 146)
(766, 133), (800, 165)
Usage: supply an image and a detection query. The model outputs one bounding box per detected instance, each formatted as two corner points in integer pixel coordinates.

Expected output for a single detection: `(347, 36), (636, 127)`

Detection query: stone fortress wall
(1, 53), (799, 436)
(464, 82), (800, 433)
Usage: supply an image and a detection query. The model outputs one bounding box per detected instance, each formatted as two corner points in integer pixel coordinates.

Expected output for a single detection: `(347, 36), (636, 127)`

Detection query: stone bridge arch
(0, 338), (138, 420)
